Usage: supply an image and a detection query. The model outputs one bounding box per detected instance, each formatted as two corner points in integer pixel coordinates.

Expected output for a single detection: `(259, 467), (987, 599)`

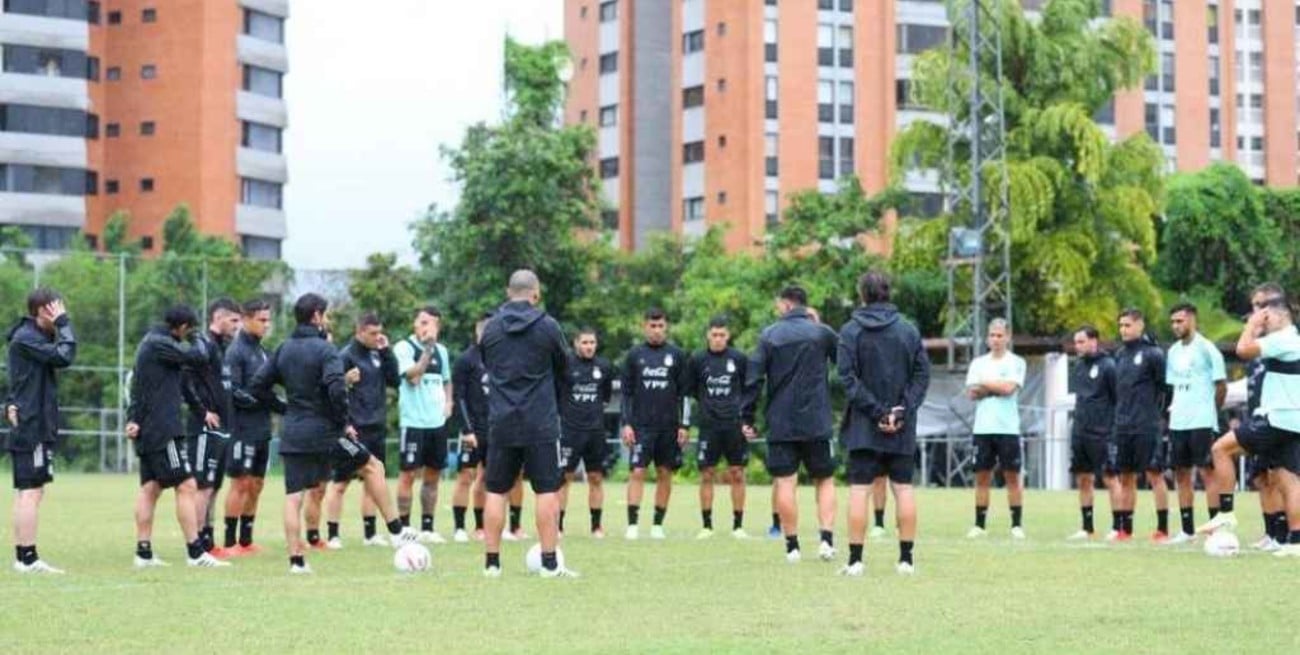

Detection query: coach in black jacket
(1067, 325), (1118, 539)
(743, 285), (840, 562)
(478, 270), (571, 576)
(837, 272), (929, 573)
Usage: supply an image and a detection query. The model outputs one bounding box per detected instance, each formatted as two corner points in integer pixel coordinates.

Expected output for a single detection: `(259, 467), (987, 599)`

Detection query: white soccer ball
(1203, 531), (1240, 558)
(393, 543), (432, 573)
(524, 543), (565, 573)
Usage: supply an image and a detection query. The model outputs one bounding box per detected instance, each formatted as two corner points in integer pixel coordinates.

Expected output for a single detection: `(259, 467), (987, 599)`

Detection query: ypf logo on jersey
(642, 365), (671, 390)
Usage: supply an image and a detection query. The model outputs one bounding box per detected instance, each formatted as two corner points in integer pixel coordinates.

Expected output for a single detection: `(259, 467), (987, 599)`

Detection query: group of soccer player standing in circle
(5, 268), (1299, 577)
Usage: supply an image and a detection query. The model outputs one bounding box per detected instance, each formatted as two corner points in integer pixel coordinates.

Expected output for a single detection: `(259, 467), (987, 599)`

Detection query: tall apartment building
(0, 0), (289, 259)
(565, 0), (1300, 253)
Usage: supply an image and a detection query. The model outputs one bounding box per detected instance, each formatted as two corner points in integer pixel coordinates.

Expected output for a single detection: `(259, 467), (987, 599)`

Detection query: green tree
(345, 252), (422, 337)
(893, 0), (1163, 337)
(1260, 187), (1300, 295)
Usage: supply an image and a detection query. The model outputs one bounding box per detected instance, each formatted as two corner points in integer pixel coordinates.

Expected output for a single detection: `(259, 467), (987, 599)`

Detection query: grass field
(0, 474), (1296, 654)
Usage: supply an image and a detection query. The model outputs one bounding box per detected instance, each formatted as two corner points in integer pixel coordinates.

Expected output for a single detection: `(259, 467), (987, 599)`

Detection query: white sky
(282, 0), (564, 270)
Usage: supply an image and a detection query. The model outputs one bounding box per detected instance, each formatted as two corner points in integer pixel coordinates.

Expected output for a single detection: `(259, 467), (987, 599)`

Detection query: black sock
(771, 512), (780, 530)
(1010, 506), (1023, 529)
(186, 539), (204, 560)
(453, 506), (467, 531)
(421, 514), (433, 533)
(1180, 508), (1194, 535)
(873, 509), (885, 529)
(363, 516), (377, 540)
(848, 543), (864, 565)
(485, 552), (500, 569)
(1081, 506), (1094, 533)
(386, 519), (403, 536)
(474, 508), (485, 530)
(975, 505), (988, 529)
(1156, 509), (1169, 535)
(1112, 511), (1122, 532)
(16, 545), (37, 565)
(306, 529), (321, 545)
(239, 515), (255, 547)
(1209, 507), (1219, 519)
(820, 529), (833, 547)
(199, 526), (213, 552)
(509, 506), (522, 532)
(1219, 493), (1235, 514)
(1271, 513), (1289, 541)
(733, 511), (743, 531)
(701, 509), (713, 530)
(653, 506), (667, 526)
(559, 510), (566, 533)
(1290, 529), (1300, 545)
(327, 522), (339, 541)
(541, 551), (558, 571)
(900, 540), (915, 565)
(591, 508), (603, 531)
(399, 514), (410, 528)
(290, 555), (305, 568)
(136, 540), (153, 560)
(628, 505), (640, 526)
(1122, 511), (1134, 535)
(224, 517), (239, 548)
(785, 534), (800, 553)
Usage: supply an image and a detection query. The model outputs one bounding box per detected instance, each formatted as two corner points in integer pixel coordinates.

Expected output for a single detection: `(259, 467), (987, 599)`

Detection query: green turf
(0, 474), (1295, 654)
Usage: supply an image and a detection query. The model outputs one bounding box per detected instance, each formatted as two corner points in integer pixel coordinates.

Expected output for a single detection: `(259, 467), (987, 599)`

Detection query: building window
(1207, 5), (1219, 44)
(683, 141), (704, 164)
(683, 85), (705, 108)
(837, 25), (853, 67)
(599, 157), (619, 179)
(1208, 55), (1220, 96)
(142, 7), (156, 22)
(839, 0), (853, 10)
(600, 209), (618, 230)
(839, 137), (854, 176)
(1209, 108), (1221, 148)
(1160, 104), (1175, 144)
(106, 66), (121, 81)
(598, 53), (618, 74)
(88, 0), (99, 24)
(86, 113), (98, 138)
(141, 64), (157, 80)
(244, 9), (285, 43)
(1094, 99), (1115, 124)
(765, 19), (778, 62)
(105, 122), (120, 138)
(717, 135), (726, 148)
(241, 178), (283, 209)
(1160, 52), (1174, 92)
(140, 121), (155, 136)
(580, 5), (588, 19)
(839, 80), (854, 124)
(579, 109), (588, 122)
(1158, 0), (1173, 39)
(717, 191), (727, 205)
(241, 236), (282, 260)
(3, 0), (91, 19)
(765, 76), (778, 119)
(817, 24), (833, 66)
(683, 30), (704, 54)
(818, 136), (834, 179)
(0, 104), (97, 138)
(2, 46), (97, 81)
(599, 0), (617, 22)
(242, 121), (282, 153)
(87, 56), (99, 81)
(765, 190), (779, 226)
(684, 196), (705, 221)
(896, 24), (947, 54)
(1143, 102), (1158, 141)
(0, 164), (96, 196)
(105, 179), (119, 194)
(243, 65), (283, 98)
(817, 80), (833, 122)
(107, 10), (121, 24)
(716, 78), (727, 93)
(599, 105), (617, 127)
(717, 22), (726, 37)
(141, 236), (154, 251)
(765, 132), (778, 176)
(140, 178), (154, 192)
(818, 0), (833, 9)
(909, 192), (944, 218)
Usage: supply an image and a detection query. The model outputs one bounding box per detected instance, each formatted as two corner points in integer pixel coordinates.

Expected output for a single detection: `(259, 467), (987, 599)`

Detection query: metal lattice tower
(943, 0), (1012, 367)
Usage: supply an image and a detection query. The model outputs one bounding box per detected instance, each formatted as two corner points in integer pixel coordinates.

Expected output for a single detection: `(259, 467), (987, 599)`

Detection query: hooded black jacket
(687, 347), (747, 429)
(560, 352), (614, 435)
(743, 307), (839, 442)
(226, 330), (284, 442)
(836, 304), (930, 454)
(5, 315), (76, 451)
(128, 327), (208, 453)
(1069, 352), (1116, 440)
(339, 337), (399, 429)
(1112, 336), (1167, 436)
(480, 301), (568, 446)
(620, 341), (690, 432)
(183, 329), (234, 436)
(248, 325), (348, 454)
(453, 344), (490, 437)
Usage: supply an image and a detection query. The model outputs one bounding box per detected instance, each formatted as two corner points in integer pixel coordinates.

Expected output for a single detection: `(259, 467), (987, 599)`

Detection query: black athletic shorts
(187, 430), (230, 490)
(138, 437), (193, 489)
(399, 426), (448, 471)
(846, 448), (914, 485)
(629, 429), (683, 471)
(1241, 416), (1278, 481)
(561, 429), (608, 475)
(974, 434), (1022, 473)
(358, 426), (386, 470)
(329, 436), (375, 483)
(10, 444), (54, 490)
(1110, 432), (1164, 474)
(485, 440), (562, 495)
(458, 432), (486, 469)
(1237, 417), (1300, 476)
(226, 438), (271, 479)
(1070, 437), (1108, 477)
(765, 439), (837, 479)
(696, 425), (749, 469)
(1169, 428), (1216, 469)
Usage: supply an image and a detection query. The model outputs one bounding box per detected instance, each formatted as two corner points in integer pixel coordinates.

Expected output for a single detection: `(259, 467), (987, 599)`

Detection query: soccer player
(687, 316), (751, 540)
(742, 286), (839, 563)
(125, 305), (229, 568)
(558, 326), (614, 539)
(221, 299), (284, 554)
(324, 312), (401, 549)
(621, 308), (690, 540)
(837, 271), (930, 575)
(1066, 325), (1119, 541)
(183, 298), (241, 556)
(5, 288), (75, 574)
(392, 306), (453, 543)
(479, 270), (575, 577)
(451, 312), (493, 543)
(965, 318), (1028, 539)
(1111, 308), (1170, 542)
(247, 293), (416, 574)
(1163, 303), (1227, 544)
(1240, 345), (1287, 550)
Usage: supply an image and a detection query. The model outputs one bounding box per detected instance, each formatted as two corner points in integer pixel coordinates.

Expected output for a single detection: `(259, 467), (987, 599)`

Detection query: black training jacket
(248, 325), (348, 454)
(1069, 352), (1116, 440)
(620, 342), (690, 432)
(1112, 336), (1167, 436)
(743, 307), (839, 442)
(183, 329), (234, 436)
(452, 344), (490, 437)
(226, 330), (284, 442)
(480, 301), (568, 446)
(836, 304), (929, 454)
(687, 347), (747, 429)
(128, 327), (208, 453)
(5, 315), (76, 451)
(560, 352), (614, 435)
(339, 337), (399, 429)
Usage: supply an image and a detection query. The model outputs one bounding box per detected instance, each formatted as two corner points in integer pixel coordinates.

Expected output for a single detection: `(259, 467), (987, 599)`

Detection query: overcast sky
(282, 0), (563, 270)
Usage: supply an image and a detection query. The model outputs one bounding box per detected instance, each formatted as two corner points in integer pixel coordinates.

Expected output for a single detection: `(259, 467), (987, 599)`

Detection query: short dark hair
(1074, 325), (1099, 340)
(857, 271), (891, 304)
(779, 286), (808, 306)
(293, 293), (329, 326)
(414, 305), (441, 321)
(1253, 282), (1286, 300)
(242, 299), (271, 316)
(644, 307), (667, 322)
(1169, 302), (1197, 317)
(707, 315), (730, 330)
(164, 304), (199, 330)
(1118, 307), (1144, 322)
(575, 325), (598, 339)
(356, 312), (382, 330)
(208, 297), (240, 322)
(25, 287), (60, 317)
